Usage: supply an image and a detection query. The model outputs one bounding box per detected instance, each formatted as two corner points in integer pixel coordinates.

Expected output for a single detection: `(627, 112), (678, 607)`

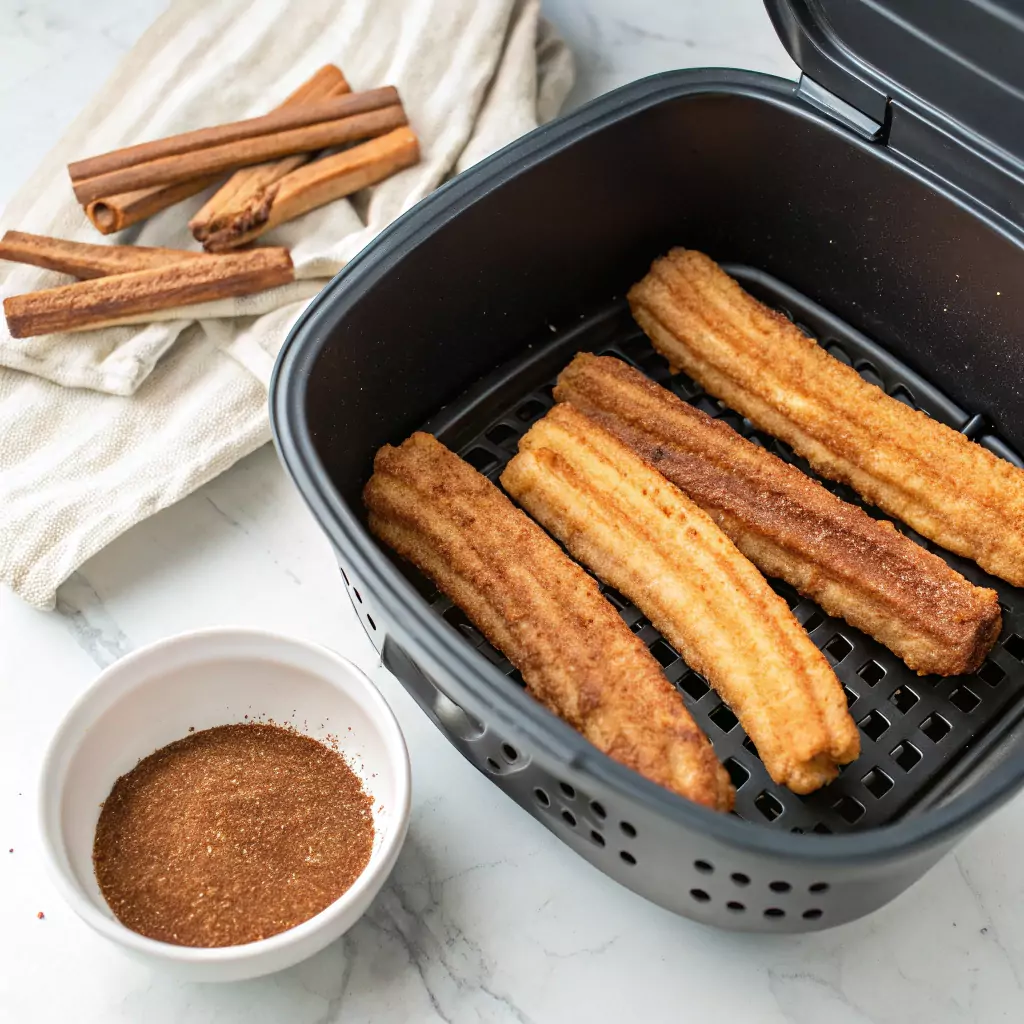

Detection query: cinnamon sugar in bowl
(39, 628), (410, 982)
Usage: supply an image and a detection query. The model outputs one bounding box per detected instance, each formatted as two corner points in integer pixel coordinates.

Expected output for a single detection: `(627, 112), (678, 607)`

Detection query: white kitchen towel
(0, 0), (573, 609)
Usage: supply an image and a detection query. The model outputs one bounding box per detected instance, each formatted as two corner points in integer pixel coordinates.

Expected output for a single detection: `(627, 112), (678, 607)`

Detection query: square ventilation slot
(516, 399), (547, 422)
(977, 661), (1006, 687)
(443, 604), (482, 645)
(889, 384), (917, 409)
(889, 686), (919, 714)
(824, 634), (853, 663)
(891, 741), (922, 772)
(724, 757), (750, 789)
(485, 423), (519, 448)
(920, 713), (952, 743)
(858, 661), (885, 687)
(602, 586), (629, 609)
(1003, 634), (1024, 661)
(949, 687), (980, 714)
(755, 791), (784, 822)
(858, 710), (890, 742)
(833, 795), (865, 824)
(463, 447), (499, 473)
(649, 639), (679, 668)
(708, 703), (739, 733)
(842, 685), (858, 708)
(801, 610), (826, 633)
(679, 672), (709, 701)
(862, 768), (894, 798)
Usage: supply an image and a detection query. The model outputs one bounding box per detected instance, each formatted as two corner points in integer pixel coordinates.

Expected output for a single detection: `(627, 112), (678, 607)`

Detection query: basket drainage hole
(443, 604), (481, 644)
(812, 823), (832, 834)
(352, 587), (362, 604)
(755, 791), (784, 822)
(921, 713), (952, 743)
(809, 882), (830, 893)
(858, 710), (890, 741)
(559, 782), (576, 800)
(486, 758), (501, 773)
(708, 703), (739, 733)
(590, 800), (607, 819)
(724, 757), (750, 789)
(764, 908), (786, 919)
(769, 881), (791, 893)
(485, 423), (519, 447)
(833, 795), (865, 824)
(366, 615), (376, 631)
(802, 611), (825, 633)
(727, 901), (746, 912)
(689, 888), (711, 903)
(602, 585), (629, 609)
(824, 634), (853, 663)
(620, 821), (637, 838)
(949, 686), (981, 714)
(561, 810), (577, 828)
(534, 788), (550, 807)
(516, 399), (547, 422)
(680, 671), (710, 701)
(1003, 634), (1024, 661)
(463, 447), (499, 473)
(731, 872), (750, 886)
(858, 661), (886, 686)
(977, 661), (1006, 686)
(891, 741), (922, 771)
(620, 851), (637, 865)
(694, 859), (714, 874)
(889, 687), (919, 714)
(340, 566), (350, 586)
(501, 743), (518, 763)
(649, 639), (679, 667)
(842, 685), (858, 708)
(862, 767), (894, 798)
(802, 909), (823, 921)
(590, 830), (605, 847)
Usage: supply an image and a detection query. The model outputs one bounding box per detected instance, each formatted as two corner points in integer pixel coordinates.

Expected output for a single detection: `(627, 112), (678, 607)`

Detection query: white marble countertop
(2, 2), (1023, 1022)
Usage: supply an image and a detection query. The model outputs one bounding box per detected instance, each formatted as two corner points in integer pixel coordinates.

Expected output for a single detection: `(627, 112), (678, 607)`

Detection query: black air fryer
(270, 0), (1024, 931)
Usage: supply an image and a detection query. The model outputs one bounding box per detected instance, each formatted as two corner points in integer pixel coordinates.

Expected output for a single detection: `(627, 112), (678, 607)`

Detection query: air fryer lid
(765, 0), (1024, 226)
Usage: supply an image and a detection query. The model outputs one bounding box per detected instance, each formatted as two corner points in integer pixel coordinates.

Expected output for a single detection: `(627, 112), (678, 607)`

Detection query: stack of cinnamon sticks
(69, 63), (419, 248)
(2, 64), (420, 339)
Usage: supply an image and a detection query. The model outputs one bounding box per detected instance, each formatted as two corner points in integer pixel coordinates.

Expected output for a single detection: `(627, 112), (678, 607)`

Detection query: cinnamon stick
(3, 248), (294, 338)
(82, 65), (350, 235)
(191, 81), (352, 243)
(0, 230), (210, 278)
(85, 177), (222, 235)
(201, 127), (421, 251)
(71, 88), (402, 202)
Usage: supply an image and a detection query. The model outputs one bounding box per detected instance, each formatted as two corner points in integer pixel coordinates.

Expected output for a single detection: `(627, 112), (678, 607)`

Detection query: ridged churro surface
(364, 432), (733, 811)
(502, 404), (860, 793)
(629, 249), (1024, 586)
(556, 353), (1002, 676)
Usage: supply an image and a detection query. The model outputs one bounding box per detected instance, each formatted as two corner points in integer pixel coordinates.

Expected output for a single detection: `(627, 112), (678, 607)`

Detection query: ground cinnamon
(93, 723), (374, 948)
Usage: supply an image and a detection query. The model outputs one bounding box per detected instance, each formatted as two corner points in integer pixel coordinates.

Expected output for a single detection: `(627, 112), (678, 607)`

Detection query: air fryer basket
(271, 71), (1024, 932)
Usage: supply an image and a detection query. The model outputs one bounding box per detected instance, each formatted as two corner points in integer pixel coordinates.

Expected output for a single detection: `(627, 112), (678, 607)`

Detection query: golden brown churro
(502, 404), (860, 794)
(556, 353), (1002, 676)
(364, 432), (733, 811)
(629, 248), (1024, 586)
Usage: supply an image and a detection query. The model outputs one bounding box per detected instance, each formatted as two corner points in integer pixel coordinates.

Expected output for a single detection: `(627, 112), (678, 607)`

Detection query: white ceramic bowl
(39, 628), (411, 982)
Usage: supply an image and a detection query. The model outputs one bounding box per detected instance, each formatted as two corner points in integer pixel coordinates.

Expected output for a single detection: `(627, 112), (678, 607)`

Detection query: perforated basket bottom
(406, 264), (1024, 835)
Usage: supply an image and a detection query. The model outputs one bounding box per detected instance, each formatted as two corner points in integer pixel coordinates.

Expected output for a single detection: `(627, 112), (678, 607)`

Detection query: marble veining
(2, 2), (1023, 1023)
